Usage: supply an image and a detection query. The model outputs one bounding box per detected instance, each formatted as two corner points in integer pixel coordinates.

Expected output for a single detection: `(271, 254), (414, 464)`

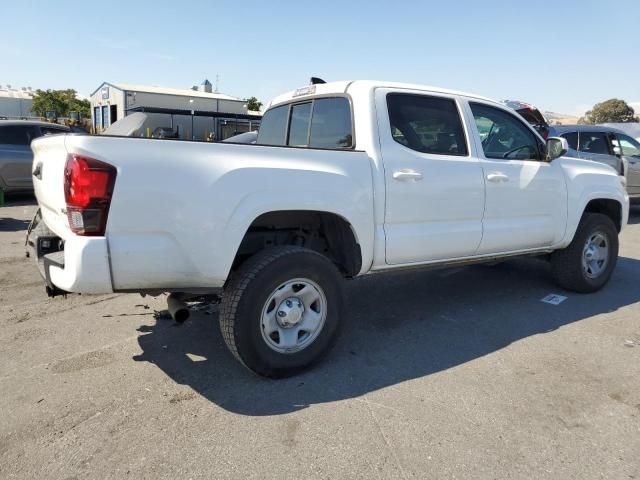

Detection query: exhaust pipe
(167, 293), (190, 323)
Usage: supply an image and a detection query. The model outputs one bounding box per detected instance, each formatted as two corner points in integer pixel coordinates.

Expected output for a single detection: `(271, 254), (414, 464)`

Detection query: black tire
(550, 213), (619, 293)
(219, 246), (344, 378)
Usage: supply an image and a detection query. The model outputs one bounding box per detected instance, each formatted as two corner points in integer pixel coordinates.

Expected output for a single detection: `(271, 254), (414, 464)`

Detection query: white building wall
(90, 84), (126, 133)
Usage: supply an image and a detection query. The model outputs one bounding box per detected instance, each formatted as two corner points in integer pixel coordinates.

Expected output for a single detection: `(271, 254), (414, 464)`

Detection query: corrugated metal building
(0, 85), (35, 118)
(90, 80), (261, 140)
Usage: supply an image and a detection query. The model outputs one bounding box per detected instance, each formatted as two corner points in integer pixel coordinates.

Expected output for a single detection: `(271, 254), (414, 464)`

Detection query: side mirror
(546, 136), (569, 161)
(613, 145), (622, 156)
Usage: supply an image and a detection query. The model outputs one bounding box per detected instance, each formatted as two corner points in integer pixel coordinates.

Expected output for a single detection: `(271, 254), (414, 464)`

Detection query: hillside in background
(544, 111), (579, 125)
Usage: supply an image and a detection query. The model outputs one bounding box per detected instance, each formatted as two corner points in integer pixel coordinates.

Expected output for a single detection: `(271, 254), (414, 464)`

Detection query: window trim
(469, 101), (546, 162)
(260, 94), (356, 150)
(386, 92), (470, 157)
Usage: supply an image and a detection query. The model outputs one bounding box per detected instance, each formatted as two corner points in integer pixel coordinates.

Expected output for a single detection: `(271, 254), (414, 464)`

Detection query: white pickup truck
(29, 80), (629, 377)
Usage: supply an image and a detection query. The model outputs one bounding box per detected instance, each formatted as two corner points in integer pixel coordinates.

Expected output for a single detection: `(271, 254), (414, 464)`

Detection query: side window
(578, 132), (610, 155)
(287, 102), (312, 146)
(387, 93), (468, 155)
(309, 97), (353, 148)
(470, 103), (541, 160)
(256, 104), (288, 146)
(0, 125), (39, 145)
(560, 132), (578, 150)
(616, 134), (640, 158)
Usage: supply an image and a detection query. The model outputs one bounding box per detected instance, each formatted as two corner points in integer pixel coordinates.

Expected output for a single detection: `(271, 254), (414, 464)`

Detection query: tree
(30, 89), (91, 120)
(245, 96), (263, 111)
(578, 98), (638, 124)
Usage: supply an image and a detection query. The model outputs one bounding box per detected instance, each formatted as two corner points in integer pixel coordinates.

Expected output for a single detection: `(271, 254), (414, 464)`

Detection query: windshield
(617, 133), (640, 158)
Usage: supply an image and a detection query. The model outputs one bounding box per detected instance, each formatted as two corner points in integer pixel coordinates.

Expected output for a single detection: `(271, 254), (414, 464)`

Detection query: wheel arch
(561, 191), (627, 248)
(229, 209), (364, 279)
(582, 198), (624, 232)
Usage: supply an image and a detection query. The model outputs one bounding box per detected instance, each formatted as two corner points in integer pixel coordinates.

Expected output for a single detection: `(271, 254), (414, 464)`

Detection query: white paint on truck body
(31, 80), (629, 294)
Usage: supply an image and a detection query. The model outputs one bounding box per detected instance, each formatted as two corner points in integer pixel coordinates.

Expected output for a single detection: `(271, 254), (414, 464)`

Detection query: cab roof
(267, 80), (499, 108)
(550, 124), (628, 135)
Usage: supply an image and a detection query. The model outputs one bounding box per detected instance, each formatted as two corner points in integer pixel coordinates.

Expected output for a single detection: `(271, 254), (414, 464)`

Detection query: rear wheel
(550, 213), (618, 293)
(220, 246), (343, 378)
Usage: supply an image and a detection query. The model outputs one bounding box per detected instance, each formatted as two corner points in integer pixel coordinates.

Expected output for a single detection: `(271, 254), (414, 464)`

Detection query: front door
(466, 101), (567, 254)
(376, 89), (485, 264)
(614, 132), (640, 196)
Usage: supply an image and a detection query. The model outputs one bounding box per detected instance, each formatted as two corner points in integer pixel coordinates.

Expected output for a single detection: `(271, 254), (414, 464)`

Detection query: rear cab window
(257, 97), (354, 150)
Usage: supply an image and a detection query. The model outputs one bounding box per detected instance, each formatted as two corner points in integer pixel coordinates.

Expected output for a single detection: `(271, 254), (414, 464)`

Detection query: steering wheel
(502, 145), (531, 159)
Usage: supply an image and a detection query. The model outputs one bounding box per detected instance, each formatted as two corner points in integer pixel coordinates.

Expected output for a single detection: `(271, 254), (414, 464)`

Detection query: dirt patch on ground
(51, 350), (116, 374)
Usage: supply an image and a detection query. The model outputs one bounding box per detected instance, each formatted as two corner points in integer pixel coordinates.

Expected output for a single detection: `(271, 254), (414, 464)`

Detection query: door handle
(486, 172), (509, 183)
(393, 169), (423, 181)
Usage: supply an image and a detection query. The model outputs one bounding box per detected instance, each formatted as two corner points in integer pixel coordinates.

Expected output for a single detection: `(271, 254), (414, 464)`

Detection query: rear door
(466, 101), (567, 254)
(376, 89), (485, 264)
(0, 124), (39, 189)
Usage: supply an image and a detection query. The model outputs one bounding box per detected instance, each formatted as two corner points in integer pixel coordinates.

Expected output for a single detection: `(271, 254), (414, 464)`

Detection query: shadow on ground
(1, 193), (36, 208)
(0, 194), (36, 232)
(0, 217), (31, 232)
(628, 204), (640, 225)
(134, 253), (640, 416)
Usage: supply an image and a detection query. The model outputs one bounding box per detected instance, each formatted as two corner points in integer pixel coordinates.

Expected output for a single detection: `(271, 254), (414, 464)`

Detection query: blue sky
(2, 0), (639, 115)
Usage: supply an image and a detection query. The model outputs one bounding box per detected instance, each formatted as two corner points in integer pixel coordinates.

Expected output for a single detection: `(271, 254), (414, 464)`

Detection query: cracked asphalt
(1, 197), (639, 479)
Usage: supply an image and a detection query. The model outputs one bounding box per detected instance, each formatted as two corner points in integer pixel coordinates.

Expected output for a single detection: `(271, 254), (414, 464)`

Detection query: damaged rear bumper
(26, 210), (114, 296)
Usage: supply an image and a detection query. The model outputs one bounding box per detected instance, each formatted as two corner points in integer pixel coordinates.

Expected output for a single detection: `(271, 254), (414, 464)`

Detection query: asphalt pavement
(1, 197), (639, 479)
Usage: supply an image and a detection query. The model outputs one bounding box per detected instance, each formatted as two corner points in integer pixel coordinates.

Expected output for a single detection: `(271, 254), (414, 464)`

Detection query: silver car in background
(0, 120), (70, 194)
(549, 124), (640, 202)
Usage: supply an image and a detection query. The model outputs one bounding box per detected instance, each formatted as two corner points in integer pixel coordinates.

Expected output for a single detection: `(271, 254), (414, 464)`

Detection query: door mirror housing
(546, 136), (569, 161)
(612, 145), (622, 156)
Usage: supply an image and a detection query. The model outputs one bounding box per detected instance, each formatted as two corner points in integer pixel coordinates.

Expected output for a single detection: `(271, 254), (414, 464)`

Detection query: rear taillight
(64, 155), (117, 236)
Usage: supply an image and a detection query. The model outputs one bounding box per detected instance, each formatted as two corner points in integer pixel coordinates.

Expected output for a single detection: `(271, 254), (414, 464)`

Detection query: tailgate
(31, 135), (71, 237)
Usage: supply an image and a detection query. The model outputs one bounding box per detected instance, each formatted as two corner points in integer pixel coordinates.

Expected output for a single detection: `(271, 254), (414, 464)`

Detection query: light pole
(189, 99), (195, 140)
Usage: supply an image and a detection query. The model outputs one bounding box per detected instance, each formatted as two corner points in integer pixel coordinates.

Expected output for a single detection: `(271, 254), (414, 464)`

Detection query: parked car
(549, 125), (639, 202)
(28, 80), (628, 377)
(602, 123), (640, 143)
(0, 120), (70, 193)
(500, 100), (550, 139)
(222, 131), (258, 144)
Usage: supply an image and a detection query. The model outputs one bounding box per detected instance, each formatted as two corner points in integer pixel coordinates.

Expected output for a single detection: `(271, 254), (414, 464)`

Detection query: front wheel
(219, 246), (344, 378)
(550, 213), (619, 293)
